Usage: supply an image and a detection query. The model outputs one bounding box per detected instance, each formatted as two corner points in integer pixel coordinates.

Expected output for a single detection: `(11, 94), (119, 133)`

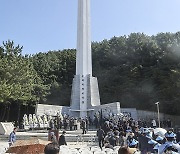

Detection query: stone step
(0, 130), (97, 142)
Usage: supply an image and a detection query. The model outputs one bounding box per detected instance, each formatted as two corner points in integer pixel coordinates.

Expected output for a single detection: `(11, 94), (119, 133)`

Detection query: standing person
(63, 118), (68, 130)
(94, 116), (99, 129)
(8, 127), (17, 147)
(177, 129), (180, 143)
(74, 118), (78, 130)
(138, 132), (149, 154)
(50, 132), (57, 144)
(49, 119), (54, 130)
(56, 116), (61, 130)
(167, 119), (172, 128)
(69, 118), (73, 131)
(151, 119), (156, 128)
(85, 117), (89, 132)
(81, 119), (86, 134)
(58, 131), (67, 146)
(97, 127), (105, 149)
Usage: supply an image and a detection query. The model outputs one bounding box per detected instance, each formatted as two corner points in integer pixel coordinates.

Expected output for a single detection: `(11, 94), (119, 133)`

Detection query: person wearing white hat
(165, 129), (176, 142)
(127, 138), (138, 148)
(153, 142), (161, 153)
(151, 119), (157, 128)
(147, 139), (158, 153)
(155, 135), (164, 144)
(158, 129), (179, 153)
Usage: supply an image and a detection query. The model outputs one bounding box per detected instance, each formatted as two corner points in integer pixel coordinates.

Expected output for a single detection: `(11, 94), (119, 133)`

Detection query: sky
(0, 0), (180, 55)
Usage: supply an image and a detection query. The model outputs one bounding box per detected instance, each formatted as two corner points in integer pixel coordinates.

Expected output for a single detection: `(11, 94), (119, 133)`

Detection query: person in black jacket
(138, 132), (149, 154)
(58, 131), (67, 146)
(81, 119), (87, 134)
(97, 127), (105, 149)
(176, 129), (180, 143)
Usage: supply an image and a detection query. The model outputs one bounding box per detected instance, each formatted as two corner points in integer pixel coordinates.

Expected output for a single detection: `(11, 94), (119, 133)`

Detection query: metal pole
(156, 102), (161, 128)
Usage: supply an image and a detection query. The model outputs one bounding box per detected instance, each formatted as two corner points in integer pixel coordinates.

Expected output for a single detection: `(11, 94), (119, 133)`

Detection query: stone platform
(0, 129), (97, 142)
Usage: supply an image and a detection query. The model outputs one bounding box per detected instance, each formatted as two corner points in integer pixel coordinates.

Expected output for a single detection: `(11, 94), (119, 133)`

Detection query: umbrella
(154, 128), (167, 137)
(6, 138), (50, 154)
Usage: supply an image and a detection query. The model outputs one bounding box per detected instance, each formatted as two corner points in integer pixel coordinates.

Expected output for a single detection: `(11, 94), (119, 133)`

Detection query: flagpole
(155, 102), (160, 128)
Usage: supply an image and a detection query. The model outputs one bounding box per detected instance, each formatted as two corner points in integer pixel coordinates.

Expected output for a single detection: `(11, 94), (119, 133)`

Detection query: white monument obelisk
(70, 0), (100, 118)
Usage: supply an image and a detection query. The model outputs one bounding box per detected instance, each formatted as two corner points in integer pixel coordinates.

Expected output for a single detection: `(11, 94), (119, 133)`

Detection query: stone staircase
(0, 130), (97, 143)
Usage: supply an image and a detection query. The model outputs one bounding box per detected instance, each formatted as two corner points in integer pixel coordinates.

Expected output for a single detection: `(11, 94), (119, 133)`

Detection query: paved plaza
(0, 130), (98, 154)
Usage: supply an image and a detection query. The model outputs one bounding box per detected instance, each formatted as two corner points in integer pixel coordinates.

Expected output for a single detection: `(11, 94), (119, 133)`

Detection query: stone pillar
(70, 0), (100, 118)
(76, 0), (92, 76)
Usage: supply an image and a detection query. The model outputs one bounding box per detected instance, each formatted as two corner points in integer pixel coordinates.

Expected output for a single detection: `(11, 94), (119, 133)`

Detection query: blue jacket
(9, 131), (16, 143)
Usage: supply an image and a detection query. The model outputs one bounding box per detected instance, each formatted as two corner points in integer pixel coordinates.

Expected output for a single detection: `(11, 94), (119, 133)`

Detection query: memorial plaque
(36, 104), (63, 116)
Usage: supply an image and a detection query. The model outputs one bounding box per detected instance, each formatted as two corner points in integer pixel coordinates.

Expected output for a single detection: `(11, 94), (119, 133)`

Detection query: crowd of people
(49, 115), (90, 135)
(45, 113), (180, 153)
(8, 113), (180, 154)
(96, 116), (180, 153)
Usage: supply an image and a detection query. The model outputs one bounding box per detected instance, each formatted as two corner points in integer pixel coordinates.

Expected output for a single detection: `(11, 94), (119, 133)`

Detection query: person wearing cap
(158, 129), (179, 153)
(127, 138), (138, 148)
(151, 119), (157, 128)
(165, 129), (176, 142)
(147, 139), (158, 153)
(155, 135), (164, 144)
(58, 131), (67, 146)
(153, 142), (161, 153)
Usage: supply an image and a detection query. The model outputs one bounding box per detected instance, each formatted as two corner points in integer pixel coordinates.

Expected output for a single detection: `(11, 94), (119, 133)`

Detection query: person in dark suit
(138, 132), (150, 154)
(176, 129), (180, 143)
(97, 126), (105, 149)
(58, 131), (67, 146)
(81, 119), (87, 134)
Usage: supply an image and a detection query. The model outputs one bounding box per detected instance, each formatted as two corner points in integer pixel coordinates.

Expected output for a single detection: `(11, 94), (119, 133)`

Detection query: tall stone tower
(70, 0), (100, 118)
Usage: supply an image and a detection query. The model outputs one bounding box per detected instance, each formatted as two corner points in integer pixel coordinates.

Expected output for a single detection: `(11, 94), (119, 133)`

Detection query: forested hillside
(1, 32), (180, 122)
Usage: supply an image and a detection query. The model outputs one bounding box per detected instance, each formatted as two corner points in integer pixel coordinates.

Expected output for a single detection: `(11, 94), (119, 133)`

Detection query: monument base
(70, 74), (101, 118)
(36, 102), (121, 119)
(69, 102), (121, 119)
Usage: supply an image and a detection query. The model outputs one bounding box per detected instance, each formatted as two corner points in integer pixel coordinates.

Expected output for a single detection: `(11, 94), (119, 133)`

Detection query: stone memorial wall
(0, 122), (14, 135)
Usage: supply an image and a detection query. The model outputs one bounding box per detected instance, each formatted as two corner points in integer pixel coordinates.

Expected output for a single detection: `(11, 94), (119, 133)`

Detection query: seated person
(104, 140), (114, 149)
